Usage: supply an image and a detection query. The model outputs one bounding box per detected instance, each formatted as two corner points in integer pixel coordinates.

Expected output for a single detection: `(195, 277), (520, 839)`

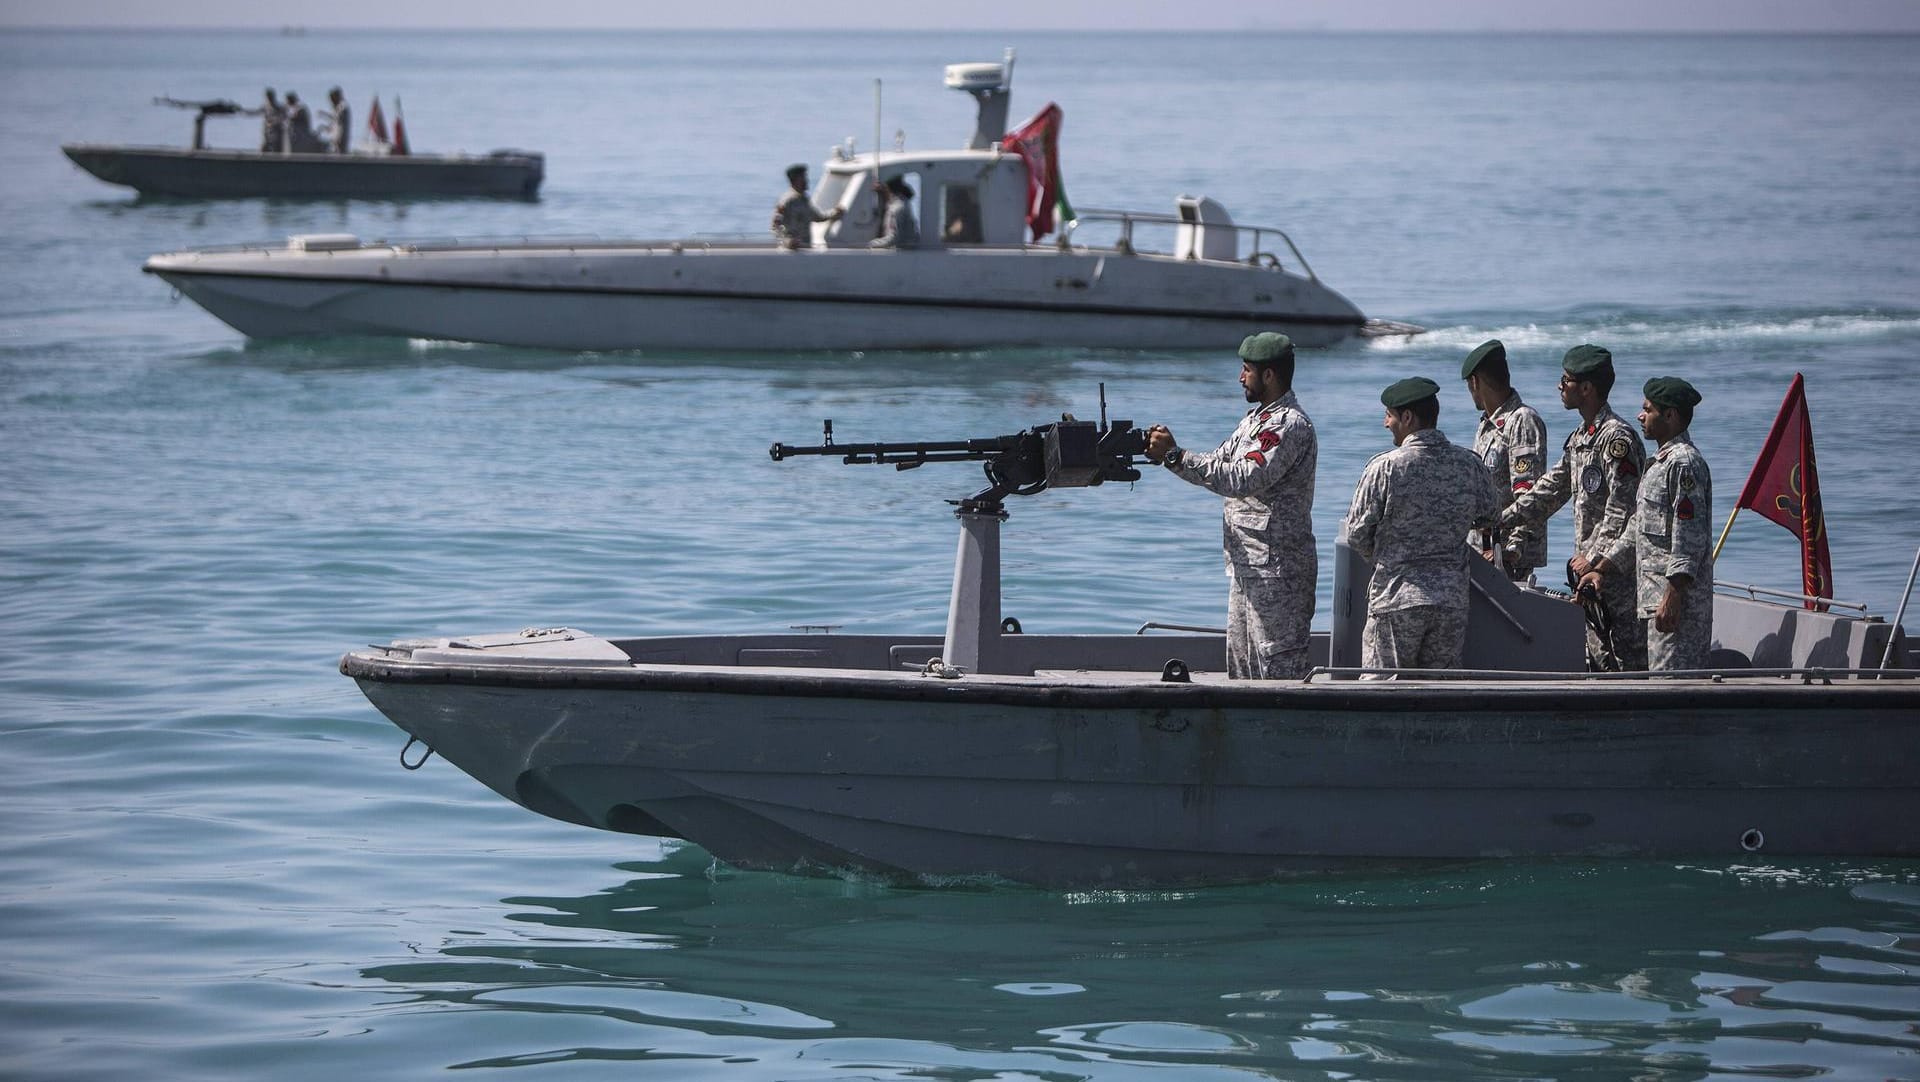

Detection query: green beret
(1562, 344), (1613, 375)
(1643, 376), (1701, 410)
(1381, 376), (1440, 409)
(1460, 339), (1505, 379)
(1238, 332), (1294, 365)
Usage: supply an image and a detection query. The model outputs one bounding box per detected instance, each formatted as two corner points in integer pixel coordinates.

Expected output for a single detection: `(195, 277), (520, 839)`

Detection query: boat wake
(1363, 308), (1920, 353)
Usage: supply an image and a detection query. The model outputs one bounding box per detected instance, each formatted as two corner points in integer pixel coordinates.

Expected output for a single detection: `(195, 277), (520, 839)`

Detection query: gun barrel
(153, 96), (245, 113)
(769, 436), (1017, 462)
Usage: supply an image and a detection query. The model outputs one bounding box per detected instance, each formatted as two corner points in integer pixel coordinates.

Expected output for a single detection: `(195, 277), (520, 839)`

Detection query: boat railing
(162, 235), (781, 257)
(1713, 580), (1870, 613)
(1301, 665), (1919, 683)
(1061, 207), (1319, 281)
(1135, 621), (1228, 635)
(395, 235), (778, 254)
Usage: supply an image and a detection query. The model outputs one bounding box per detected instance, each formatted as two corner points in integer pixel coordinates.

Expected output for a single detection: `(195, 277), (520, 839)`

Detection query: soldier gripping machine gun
(769, 388), (1149, 674)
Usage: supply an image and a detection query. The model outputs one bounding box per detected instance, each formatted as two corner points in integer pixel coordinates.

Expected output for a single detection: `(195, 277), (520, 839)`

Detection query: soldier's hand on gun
(1144, 425), (1175, 463)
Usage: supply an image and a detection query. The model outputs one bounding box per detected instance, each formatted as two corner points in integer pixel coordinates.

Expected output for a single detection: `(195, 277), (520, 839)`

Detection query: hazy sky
(3, 0), (1918, 31)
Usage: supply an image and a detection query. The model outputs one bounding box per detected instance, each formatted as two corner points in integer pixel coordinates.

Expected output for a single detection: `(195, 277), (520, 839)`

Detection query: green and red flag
(1003, 103), (1073, 242)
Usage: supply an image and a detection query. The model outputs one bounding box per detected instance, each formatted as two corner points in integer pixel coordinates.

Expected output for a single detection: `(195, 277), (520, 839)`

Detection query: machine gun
(770, 387), (1150, 673)
(153, 96), (246, 150)
(769, 385), (1148, 514)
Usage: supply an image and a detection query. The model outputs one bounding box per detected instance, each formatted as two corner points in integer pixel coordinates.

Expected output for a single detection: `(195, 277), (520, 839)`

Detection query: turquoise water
(3, 28), (1919, 1080)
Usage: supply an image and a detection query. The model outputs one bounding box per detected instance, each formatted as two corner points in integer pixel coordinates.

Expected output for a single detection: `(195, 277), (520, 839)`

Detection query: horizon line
(5, 24), (1919, 34)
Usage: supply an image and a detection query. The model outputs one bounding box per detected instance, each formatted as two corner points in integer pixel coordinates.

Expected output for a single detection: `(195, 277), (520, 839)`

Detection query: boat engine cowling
(1175, 196), (1237, 262)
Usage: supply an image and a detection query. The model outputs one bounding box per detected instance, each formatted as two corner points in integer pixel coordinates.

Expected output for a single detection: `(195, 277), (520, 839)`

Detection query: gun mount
(770, 388), (1150, 675)
(770, 389), (1148, 515)
(154, 97), (246, 150)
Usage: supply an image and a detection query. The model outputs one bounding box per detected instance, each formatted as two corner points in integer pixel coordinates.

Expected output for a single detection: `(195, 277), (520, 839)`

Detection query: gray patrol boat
(64, 97), (542, 199)
(340, 408), (1920, 888)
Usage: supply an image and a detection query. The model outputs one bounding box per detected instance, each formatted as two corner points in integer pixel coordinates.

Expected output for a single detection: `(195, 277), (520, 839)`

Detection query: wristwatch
(1163, 448), (1184, 469)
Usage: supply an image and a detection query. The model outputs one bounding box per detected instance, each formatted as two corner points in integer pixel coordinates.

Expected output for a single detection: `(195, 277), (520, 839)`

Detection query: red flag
(391, 97), (410, 156)
(367, 96), (390, 145)
(1734, 373), (1833, 607)
(1002, 103), (1072, 242)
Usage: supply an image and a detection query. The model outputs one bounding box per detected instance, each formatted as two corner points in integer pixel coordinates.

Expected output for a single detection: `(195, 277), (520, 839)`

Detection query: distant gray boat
(62, 144), (544, 199)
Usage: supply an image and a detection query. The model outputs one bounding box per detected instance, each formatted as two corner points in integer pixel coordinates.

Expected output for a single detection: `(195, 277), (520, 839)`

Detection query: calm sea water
(3, 28), (1918, 1081)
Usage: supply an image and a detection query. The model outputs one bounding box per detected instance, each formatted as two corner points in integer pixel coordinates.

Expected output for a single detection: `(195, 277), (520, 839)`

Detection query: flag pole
(1711, 507), (1739, 562)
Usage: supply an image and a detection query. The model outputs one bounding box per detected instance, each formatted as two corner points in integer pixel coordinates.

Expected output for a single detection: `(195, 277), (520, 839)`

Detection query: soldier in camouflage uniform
(772, 164), (842, 250)
(257, 88), (286, 153)
(1461, 339), (1549, 580)
(1501, 345), (1649, 670)
(1345, 377), (1503, 671)
(323, 86), (351, 155)
(1145, 332), (1317, 679)
(1583, 377), (1713, 670)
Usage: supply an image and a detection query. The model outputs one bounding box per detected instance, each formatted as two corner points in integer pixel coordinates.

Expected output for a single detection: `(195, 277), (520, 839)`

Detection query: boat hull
(63, 144), (543, 199)
(344, 648), (1920, 887)
(144, 243), (1367, 350)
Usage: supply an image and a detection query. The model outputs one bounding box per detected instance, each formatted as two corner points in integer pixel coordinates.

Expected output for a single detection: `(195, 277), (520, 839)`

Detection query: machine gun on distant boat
(770, 385), (1148, 514)
(153, 97), (245, 150)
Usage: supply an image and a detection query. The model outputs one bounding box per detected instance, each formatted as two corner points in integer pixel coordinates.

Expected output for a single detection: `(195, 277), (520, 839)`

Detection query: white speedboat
(145, 59), (1371, 351)
(340, 412), (1919, 888)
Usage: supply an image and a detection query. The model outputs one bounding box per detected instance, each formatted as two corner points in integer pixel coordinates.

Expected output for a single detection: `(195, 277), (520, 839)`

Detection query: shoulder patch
(1676, 496), (1695, 520)
(1678, 468), (1696, 492)
(1605, 436), (1633, 461)
(1512, 454), (1539, 476)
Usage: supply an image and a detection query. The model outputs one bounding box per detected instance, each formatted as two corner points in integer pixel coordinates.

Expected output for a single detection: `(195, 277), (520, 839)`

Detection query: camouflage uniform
(284, 101), (323, 153)
(325, 98), (351, 154)
(1345, 429), (1502, 670)
(260, 102), (286, 153)
(1609, 431), (1713, 670)
(773, 190), (833, 250)
(1166, 391), (1317, 679)
(1503, 406), (1648, 670)
(870, 196), (920, 249)
(1472, 391), (1549, 578)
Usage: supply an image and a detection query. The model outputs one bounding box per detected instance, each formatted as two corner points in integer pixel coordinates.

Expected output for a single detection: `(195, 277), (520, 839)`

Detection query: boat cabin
(810, 149), (1030, 249)
(799, 56), (1252, 261)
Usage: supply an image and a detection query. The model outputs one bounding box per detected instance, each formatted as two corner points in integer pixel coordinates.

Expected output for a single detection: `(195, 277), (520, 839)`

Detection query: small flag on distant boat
(391, 96), (410, 156)
(1002, 103), (1073, 242)
(367, 95), (390, 147)
(1714, 372), (1834, 609)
